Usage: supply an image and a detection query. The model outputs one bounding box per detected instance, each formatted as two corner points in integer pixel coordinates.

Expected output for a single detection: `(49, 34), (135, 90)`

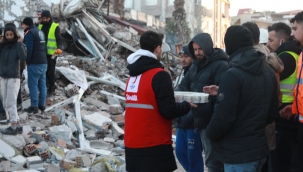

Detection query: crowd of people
(124, 11), (303, 172)
(0, 10), (62, 135)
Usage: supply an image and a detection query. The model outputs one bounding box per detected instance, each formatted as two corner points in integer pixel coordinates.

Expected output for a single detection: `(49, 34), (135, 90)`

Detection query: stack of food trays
(174, 91), (209, 104)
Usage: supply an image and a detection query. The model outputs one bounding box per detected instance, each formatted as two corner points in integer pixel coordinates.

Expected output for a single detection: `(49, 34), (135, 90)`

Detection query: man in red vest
(124, 30), (196, 172)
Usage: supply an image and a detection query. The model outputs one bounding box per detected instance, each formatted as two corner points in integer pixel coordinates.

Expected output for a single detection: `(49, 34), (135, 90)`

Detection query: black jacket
(125, 52), (191, 172)
(0, 40), (27, 78)
(24, 25), (48, 65)
(174, 64), (195, 129)
(275, 41), (302, 130)
(206, 47), (279, 163)
(40, 19), (62, 50)
(176, 33), (229, 130)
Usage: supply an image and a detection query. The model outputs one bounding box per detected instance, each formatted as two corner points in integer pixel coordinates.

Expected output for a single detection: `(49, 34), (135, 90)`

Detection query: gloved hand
(54, 49), (62, 55)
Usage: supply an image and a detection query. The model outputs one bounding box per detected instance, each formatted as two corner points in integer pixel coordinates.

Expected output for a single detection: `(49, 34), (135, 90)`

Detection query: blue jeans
(200, 129), (224, 172)
(27, 64), (47, 107)
(176, 128), (204, 172)
(224, 157), (267, 172)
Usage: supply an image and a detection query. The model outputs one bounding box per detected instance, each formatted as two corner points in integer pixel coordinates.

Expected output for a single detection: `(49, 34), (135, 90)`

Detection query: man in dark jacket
(176, 33), (228, 172)
(206, 25), (279, 171)
(266, 22), (302, 172)
(124, 31), (195, 172)
(21, 17), (48, 114)
(175, 44), (204, 172)
(39, 10), (62, 97)
(0, 26), (27, 135)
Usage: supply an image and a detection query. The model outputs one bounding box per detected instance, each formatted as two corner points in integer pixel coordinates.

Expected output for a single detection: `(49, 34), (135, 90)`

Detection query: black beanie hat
(4, 26), (18, 39)
(41, 10), (51, 18)
(179, 44), (192, 57)
(22, 17), (34, 26)
(224, 25), (254, 56)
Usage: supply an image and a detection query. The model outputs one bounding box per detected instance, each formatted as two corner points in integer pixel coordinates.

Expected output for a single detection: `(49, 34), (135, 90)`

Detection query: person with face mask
(37, 10), (62, 99)
(0, 26), (27, 135)
(266, 22), (302, 172)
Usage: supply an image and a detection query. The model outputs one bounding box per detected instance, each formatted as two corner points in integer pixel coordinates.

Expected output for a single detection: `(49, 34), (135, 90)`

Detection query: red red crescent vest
(124, 68), (173, 148)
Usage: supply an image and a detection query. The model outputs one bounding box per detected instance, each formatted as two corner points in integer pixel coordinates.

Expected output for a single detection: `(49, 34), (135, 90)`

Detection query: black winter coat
(0, 40), (27, 78)
(206, 46), (279, 163)
(176, 33), (229, 130)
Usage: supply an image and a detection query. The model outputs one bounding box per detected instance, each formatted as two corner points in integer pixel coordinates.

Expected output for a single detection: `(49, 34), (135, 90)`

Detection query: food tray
(174, 91), (209, 103)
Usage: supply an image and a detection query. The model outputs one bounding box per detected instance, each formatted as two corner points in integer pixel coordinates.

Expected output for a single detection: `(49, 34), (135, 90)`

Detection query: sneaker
(17, 126), (23, 134)
(0, 126), (18, 135)
(38, 106), (46, 113)
(24, 107), (39, 114)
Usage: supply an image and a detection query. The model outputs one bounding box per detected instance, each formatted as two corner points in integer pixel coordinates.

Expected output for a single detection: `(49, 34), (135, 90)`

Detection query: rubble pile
(0, 0), (184, 171)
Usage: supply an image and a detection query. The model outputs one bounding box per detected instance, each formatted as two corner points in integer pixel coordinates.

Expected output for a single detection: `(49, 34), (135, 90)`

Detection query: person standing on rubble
(124, 30), (196, 172)
(0, 25), (27, 135)
(206, 25), (279, 172)
(280, 11), (303, 172)
(35, 9), (43, 27)
(22, 17), (48, 114)
(176, 32), (229, 172)
(265, 22), (302, 172)
(5, 23), (25, 111)
(174, 44), (204, 172)
(38, 10), (62, 97)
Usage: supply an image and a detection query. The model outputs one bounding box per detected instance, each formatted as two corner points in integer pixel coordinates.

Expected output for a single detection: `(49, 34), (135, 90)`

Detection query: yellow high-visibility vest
(279, 51), (299, 103)
(38, 23), (58, 55)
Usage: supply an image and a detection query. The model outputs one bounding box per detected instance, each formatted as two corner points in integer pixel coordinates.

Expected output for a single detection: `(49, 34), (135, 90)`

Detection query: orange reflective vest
(124, 68), (173, 148)
(292, 52), (303, 123)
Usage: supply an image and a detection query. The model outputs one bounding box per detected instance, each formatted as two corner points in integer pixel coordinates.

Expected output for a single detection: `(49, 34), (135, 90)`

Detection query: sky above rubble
(229, 0), (299, 16)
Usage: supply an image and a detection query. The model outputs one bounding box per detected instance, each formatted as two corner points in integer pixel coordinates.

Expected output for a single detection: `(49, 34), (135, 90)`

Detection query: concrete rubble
(0, 0), (183, 171)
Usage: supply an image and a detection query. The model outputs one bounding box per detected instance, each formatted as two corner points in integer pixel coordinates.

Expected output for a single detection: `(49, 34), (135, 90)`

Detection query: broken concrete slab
(11, 155), (27, 164)
(83, 97), (109, 111)
(85, 130), (97, 140)
(90, 140), (111, 149)
(83, 112), (112, 128)
(110, 122), (124, 137)
(2, 135), (26, 151)
(104, 137), (115, 143)
(49, 125), (72, 144)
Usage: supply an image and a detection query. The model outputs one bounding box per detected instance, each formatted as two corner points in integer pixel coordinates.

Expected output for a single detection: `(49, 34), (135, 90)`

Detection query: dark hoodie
(206, 26), (279, 163)
(176, 33), (229, 130)
(274, 41), (302, 129)
(40, 18), (62, 50)
(125, 49), (191, 172)
(0, 26), (27, 78)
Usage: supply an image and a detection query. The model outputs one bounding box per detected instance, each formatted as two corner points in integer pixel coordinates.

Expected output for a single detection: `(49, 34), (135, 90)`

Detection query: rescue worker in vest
(21, 17), (48, 114)
(206, 25), (279, 172)
(266, 22), (302, 172)
(38, 10), (62, 97)
(124, 30), (196, 172)
(174, 44), (204, 172)
(280, 11), (303, 172)
(176, 33), (229, 172)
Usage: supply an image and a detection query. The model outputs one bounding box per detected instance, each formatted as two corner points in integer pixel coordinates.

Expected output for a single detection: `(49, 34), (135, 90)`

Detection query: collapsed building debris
(0, 0), (185, 171)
